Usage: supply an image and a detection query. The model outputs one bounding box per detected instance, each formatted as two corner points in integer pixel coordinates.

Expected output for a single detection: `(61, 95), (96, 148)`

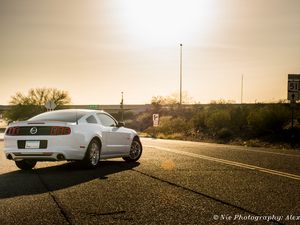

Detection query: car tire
(15, 160), (37, 170)
(123, 138), (142, 162)
(82, 139), (101, 169)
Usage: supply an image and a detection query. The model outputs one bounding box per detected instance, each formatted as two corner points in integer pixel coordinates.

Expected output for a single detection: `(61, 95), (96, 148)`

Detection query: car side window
(97, 114), (117, 127)
(86, 115), (98, 124)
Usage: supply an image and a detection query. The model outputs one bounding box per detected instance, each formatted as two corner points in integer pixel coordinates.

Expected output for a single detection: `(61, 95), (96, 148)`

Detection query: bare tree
(5, 88), (71, 121)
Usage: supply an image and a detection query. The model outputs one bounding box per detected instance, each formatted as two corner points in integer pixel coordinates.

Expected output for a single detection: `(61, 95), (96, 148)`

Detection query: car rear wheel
(82, 139), (101, 169)
(15, 160), (37, 170)
(123, 138), (142, 162)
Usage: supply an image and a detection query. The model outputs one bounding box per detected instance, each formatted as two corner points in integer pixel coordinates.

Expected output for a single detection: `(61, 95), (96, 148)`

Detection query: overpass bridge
(0, 104), (150, 114)
(0, 105), (11, 112)
(61, 104), (150, 113)
(0, 104), (150, 128)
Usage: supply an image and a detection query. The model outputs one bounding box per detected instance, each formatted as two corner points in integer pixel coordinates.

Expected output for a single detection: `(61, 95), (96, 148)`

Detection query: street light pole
(241, 74), (244, 104)
(120, 92), (124, 121)
(180, 43), (183, 105)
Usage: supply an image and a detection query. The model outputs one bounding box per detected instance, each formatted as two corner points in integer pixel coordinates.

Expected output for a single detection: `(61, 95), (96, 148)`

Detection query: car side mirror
(117, 121), (125, 127)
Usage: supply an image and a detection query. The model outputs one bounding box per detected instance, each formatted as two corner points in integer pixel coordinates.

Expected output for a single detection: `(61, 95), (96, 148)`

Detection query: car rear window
(28, 111), (86, 123)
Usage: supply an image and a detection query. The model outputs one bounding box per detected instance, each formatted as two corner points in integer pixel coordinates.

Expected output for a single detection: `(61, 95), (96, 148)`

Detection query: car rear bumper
(4, 149), (84, 161)
(3, 135), (86, 161)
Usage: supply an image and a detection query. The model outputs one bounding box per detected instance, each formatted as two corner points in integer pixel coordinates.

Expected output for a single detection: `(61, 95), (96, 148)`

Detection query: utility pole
(120, 92), (124, 121)
(180, 43), (183, 105)
(241, 74), (244, 104)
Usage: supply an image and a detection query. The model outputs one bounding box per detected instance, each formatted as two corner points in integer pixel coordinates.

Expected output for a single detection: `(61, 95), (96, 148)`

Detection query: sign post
(288, 74), (300, 148)
(153, 114), (159, 127)
(288, 74), (300, 101)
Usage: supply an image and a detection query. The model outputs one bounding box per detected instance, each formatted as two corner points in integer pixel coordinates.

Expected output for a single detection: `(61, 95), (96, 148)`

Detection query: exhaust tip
(57, 154), (65, 160)
(7, 154), (13, 160)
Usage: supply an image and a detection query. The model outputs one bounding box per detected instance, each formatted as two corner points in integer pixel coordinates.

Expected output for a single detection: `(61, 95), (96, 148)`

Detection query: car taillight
(50, 126), (71, 135)
(6, 127), (20, 136)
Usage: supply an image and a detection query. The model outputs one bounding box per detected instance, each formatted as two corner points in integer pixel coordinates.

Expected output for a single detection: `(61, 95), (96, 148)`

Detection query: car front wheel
(15, 160), (37, 170)
(123, 138), (142, 162)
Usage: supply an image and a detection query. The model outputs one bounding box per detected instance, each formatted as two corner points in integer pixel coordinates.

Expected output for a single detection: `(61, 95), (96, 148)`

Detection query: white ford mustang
(3, 109), (142, 170)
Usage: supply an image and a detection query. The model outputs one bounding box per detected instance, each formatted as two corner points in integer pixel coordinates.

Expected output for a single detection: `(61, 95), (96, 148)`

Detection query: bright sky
(0, 0), (300, 104)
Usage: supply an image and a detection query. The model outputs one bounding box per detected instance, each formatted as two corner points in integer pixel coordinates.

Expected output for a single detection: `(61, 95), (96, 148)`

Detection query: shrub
(157, 116), (190, 134)
(247, 105), (290, 136)
(131, 112), (153, 131)
(216, 128), (233, 140)
(156, 133), (184, 140)
(191, 109), (207, 132)
(205, 110), (231, 132)
(229, 106), (248, 132)
(135, 100), (298, 146)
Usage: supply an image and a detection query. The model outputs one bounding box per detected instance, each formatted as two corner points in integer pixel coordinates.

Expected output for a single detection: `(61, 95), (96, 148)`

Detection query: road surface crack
(35, 170), (72, 225)
(82, 210), (133, 222)
(85, 210), (126, 216)
(132, 169), (284, 225)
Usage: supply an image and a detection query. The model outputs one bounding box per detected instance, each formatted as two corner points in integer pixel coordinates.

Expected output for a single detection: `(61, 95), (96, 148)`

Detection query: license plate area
(18, 140), (48, 149)
(25, 141), (40, 149)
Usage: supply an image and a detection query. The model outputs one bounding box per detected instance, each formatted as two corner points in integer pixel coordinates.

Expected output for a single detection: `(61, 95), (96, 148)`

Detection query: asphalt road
(0, 138), (300, 225)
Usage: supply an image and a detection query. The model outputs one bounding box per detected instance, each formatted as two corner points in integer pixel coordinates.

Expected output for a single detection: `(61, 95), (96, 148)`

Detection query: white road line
(239, 148), (300, 158)
(145, 145), (300, 181)
(141, 138), (300, 158)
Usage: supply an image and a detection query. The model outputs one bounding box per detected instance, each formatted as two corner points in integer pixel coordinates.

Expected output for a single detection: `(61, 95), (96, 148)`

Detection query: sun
(119, 0), (217, 46)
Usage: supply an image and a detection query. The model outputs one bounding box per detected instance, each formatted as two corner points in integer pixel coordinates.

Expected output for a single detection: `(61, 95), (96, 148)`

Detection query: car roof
(30, 109), (108, 120)
(46, 109), (105, 114)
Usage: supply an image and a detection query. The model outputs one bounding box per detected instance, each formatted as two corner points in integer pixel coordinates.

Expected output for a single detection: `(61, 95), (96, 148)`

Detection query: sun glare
(119, 0), (216, 46)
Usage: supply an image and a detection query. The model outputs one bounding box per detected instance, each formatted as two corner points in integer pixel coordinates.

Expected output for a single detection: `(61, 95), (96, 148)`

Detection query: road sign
(153, 114), (159, 127)
(288, 74), (300, 101)
(45, 100), (57, 110)
(89, 105), (99, 110)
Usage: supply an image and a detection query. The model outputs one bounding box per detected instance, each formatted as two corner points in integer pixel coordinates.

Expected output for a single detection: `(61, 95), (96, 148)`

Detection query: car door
(96, 113), (131, 156)
(85, 114), (111, 156)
